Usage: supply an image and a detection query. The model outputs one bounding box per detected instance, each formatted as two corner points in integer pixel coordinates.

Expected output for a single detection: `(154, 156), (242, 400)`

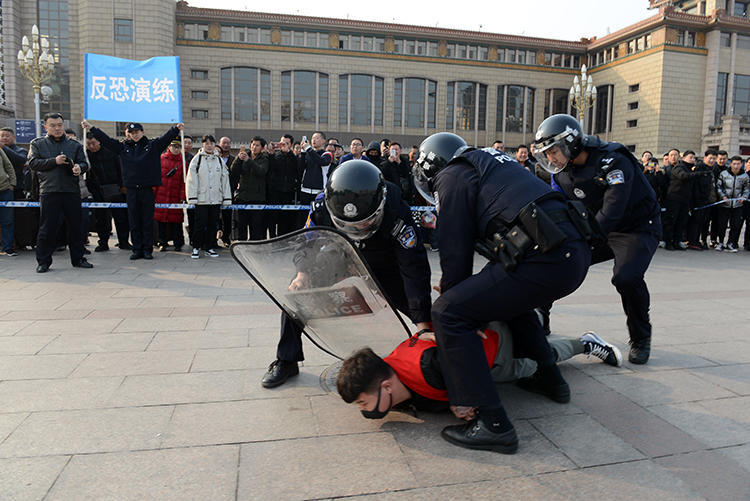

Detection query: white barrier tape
(0, 201), (440, 211)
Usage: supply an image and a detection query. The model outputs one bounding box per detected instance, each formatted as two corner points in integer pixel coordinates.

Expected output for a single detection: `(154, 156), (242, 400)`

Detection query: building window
(733, 74), (750, 123)
(281, 71), (329, 126)
(738, 35), (750, 50)
(260, 29), (271, 43)
(393, 78), (436, 130)
(720, 32), (732, 47)
(220, 67), (271, 123)
(191, 90), (208, 100)
(734, 1), (748, 17)
(114, 18), (133, 43)
(183, 23), (209, 40)
(497, 85), (535, 134)
(38, 0), (71, 117)
(628, 83), (640, 93)
(715, 72), (728, 125)
(446, 81), (487, 131)
(625, 144), (637, 152)
(544, 89), (570, 118)
(191, 109), (209, 119)
(191, 69), (208, 80)
(676, 30), (696, 47)
(588, 84), (614, 135)
(338, 74), (384, 128)
(626, 119), (638, 128)
(628, 101), (639, 110)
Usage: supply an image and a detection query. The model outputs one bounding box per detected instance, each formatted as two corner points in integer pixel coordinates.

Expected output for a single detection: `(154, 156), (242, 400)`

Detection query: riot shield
(230, 227), (412, 359)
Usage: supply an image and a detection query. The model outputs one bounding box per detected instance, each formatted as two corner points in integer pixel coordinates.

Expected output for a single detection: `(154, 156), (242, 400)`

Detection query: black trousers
(157, 222), (185, 248)
(36, 192), (85, 266)
(15, 206), (39, 248)
(716, 206), (744, 246)
(686, 206), (709, 245)
(745, 205), (750, 249)
(193, 204), (220, 250)
(126, 187), (155, 253)
(236, 209), (267, 241)
(186, 208), (195, 247)
(267, 190), (297, 238)
(433, 236), (591, 408)
(220, 209), (233, 245)
(591, 231), (658, 343)
(95, 207), (130, 247)
(276, 259), (411, 362)
(662, 198), (690, 246)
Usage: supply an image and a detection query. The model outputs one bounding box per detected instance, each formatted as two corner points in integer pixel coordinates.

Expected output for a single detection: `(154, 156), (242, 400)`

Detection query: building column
(720, 114), (741, 155)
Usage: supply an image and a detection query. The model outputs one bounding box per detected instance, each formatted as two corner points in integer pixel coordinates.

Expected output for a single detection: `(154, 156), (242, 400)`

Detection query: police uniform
(550, 137), (661, 345)
(276, 181), (432, 363)
(432, 148), (591, 409)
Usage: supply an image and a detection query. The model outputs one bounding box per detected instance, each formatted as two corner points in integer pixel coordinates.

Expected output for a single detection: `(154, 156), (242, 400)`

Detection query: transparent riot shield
(230, 227), (412, 359)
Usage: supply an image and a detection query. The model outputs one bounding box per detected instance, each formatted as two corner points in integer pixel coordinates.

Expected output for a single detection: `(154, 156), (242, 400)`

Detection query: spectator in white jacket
(186, 135), (231, 258)
(715, 155), (750, 252)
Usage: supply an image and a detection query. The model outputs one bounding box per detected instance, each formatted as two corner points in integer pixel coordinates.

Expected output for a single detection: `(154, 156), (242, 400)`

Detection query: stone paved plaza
(0, 242), (749, 500)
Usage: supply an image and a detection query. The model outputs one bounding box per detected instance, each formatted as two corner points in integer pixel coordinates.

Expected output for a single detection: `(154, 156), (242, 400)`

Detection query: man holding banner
(82, 53), (184, 260)
(82, 120), (182, 260)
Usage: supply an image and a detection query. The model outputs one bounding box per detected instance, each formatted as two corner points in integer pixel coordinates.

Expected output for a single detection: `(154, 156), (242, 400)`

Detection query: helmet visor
(413, 163), (436, 205)
(327, 193), (387, 241)
(533, 135), (573, 175)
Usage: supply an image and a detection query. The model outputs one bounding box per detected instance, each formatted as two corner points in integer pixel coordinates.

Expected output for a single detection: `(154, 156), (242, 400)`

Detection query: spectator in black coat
(686, 150), (717, 250)
(662, 150), (709, 250)
(642, 158), (668, 206)
(267, 134), (299, 236)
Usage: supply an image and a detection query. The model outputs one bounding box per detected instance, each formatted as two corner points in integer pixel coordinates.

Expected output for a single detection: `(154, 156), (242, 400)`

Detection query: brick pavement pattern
(0, 244), (749, 500)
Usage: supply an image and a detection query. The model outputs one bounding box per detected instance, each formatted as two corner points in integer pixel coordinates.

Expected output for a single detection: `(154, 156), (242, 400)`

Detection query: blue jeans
(0, 189), (14, 252)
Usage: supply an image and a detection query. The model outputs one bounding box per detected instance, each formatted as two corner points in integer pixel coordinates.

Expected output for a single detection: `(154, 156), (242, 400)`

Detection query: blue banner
(84, 54), (182, 123)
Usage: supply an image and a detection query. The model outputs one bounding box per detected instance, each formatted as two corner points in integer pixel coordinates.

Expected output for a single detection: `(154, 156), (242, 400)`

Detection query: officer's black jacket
(434, 148), (554, 293)
(297, 182), (432, 324)
(551, 138), (660, 236)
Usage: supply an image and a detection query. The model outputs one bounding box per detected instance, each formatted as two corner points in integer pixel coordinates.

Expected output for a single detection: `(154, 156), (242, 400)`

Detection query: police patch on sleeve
(606, 169), (625, 185)
(397, 225), (417, 249)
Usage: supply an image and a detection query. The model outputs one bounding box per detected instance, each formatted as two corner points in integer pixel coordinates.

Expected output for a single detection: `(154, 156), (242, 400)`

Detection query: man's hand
(238, 150), (249, 162)
(81, 120), (91, 130)
(288, 272), (310, 291)
(72, 164), (81, 176)
(55, 154), (67, 165)
(450, 405), (477, 421)
(176, 123), (184, 131)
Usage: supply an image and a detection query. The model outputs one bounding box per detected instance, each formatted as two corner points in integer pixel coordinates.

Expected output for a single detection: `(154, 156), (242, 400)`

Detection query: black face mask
(360, 384), (392, 419)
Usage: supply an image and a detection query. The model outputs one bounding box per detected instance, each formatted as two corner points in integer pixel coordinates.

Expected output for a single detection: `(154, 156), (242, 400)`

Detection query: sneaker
(658, 241), (666, 248)
(1, 250), (18, 257)
(715, 243), (725, 251)
(191, 248), (200, 259)
(158, 244), (168, 252)
(94, 243), (109, 252)
(675, 242), (688, 250)
(580, 332), (623, 367)
(206, 248), (219, 258)
(628, 338), (651, 364)
(726, 243), (739, 253)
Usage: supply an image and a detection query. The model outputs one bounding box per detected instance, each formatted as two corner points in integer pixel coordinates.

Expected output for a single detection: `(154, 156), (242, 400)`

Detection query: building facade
(3, 0), (750, 155)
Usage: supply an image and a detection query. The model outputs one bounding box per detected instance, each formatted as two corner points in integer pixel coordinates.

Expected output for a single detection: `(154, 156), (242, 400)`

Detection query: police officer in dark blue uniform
(262, 159), (432, 387)
(533, 114), (662, 365)
(413, 132), (592, 454)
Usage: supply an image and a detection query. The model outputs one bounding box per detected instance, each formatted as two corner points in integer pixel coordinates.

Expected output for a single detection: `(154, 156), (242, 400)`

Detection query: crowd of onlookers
(1, 114), (748, 269)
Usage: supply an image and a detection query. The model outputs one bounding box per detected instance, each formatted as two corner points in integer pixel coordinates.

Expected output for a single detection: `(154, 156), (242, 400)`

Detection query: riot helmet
(532, 114), (585, 174)
(325, 159), (387, 241)
(413, 132), (469, 205)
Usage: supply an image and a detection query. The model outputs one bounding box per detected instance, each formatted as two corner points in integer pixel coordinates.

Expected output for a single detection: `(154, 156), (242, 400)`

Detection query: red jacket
(384, 329), (499, 402)
(154, 151), (186, 223)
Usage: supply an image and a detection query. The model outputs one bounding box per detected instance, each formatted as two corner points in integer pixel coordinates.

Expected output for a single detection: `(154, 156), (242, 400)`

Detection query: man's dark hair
(65, 128), (76, 135)
(351, 137), (364, 145)
(183, 134), (193, 141)
(328, 137), (339, 144)
(251, 136), (267, 147)
(683, 150), (696, 157)
(389, 141), (401, 149)
(0, 127), (14, 134)
(641, 150), (652, 157)
(517, 144), (529, 152)
(313, 130), (326, 140)
(293, 141), (300, 147)
(411, 145), (418, 150)
(336, 347), (394, 403)
(380, 138), (390, 146)
(282, 134), (294, 143)
(201, 134), (216, 144)
(668, 148), (680, 156)
(43, 112), (64, 122)
(704, 149), (718, 157)
(493, 140), (503, 145)
(730, 155), (743, 163)
(717, 150), (728, 157)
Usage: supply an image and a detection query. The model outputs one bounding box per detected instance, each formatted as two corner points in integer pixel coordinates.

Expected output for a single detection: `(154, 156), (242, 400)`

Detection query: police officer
(413, 132), (591, 454)
(261, 159), (432, 387)
(533, 114), (662, 364)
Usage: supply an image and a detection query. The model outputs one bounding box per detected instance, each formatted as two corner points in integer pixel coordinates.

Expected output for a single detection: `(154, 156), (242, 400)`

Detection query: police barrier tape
(0, 201), (438, 211)
(692, 198), (746, 211)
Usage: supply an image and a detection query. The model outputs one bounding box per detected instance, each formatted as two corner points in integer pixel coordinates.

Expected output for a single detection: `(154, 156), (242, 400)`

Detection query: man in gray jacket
(28, 113), (93, 272)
